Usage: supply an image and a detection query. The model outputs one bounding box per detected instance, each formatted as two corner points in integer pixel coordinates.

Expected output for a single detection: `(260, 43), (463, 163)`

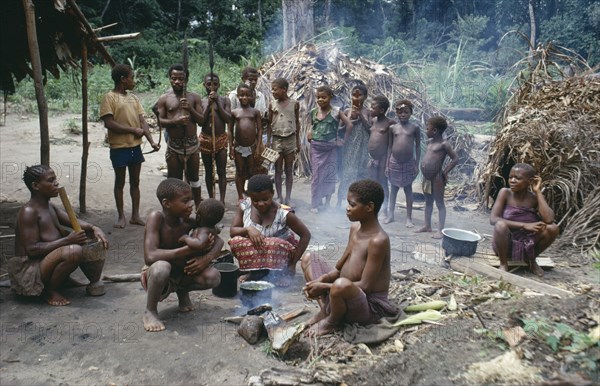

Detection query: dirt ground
(0, 112), (598, 385)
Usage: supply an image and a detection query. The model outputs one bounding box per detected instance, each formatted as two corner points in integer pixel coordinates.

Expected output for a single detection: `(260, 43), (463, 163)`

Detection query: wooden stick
(101, 273), (141, 282)
(449, 258), (572, 298)
(93, 23), (118, 33)
(58, 187), (81, 232)
(281, 306), (308, 321)
(96, 33), (141, 42)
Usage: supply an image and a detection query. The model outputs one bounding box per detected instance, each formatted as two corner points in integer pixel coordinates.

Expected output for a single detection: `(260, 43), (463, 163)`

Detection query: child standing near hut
(385, 99), (421, 226)
(336, 84), (371, 209)
(416, 116), (459, 238)
(367, 95), (393, 217)
(490, 163), (559, 276)
(267, 77), (301, 205)
(100, 64), (160, 228)
(229, 83), (263, 201)
(200, 73), (232, 205)
(308, 85), (352, 213)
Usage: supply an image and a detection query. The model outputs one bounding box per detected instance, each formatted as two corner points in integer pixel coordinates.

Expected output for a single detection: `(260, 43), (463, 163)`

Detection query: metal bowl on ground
(239, 281), (275, 308)
(441, 228), (482, 257)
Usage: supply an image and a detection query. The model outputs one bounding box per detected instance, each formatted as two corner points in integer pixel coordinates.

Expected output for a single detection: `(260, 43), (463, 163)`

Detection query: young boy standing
(200, 73), (232, 205)
(416, 116), (459, 238)
(100, 64), (160, 228)
(143, 178), (223, 332)
(385, 99), (421, 226)
(155, 64), (204, 208)
(367, 95), (394, 217)
(229, 83), (263, 200)
(301, 179), (398, 336)
(490, 163), (559, 276)
(267, 77), (301, 205)
(228, 67), (267, 116)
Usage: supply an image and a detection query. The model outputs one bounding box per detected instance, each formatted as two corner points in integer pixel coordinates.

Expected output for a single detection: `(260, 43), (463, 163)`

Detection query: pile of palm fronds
(256, 41), (474, 177)
(480, 43), (600, 252)
(557, 187), (600, 253)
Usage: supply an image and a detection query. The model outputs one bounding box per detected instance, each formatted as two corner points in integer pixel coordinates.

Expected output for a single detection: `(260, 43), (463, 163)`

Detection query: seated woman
(490, 163), (559, 277)
(229, 174), (311, 286)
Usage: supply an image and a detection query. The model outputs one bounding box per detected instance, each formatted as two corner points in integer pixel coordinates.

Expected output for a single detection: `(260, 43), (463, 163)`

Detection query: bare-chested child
(156, 64), (204, 208)
(267, 77), (301, 205)
(385, 99), (421, 226)
(10, 165), (109, 306)
(229, 83), (263, 200)
(301, 179), (398, 336)
(416, 116), (459, 238)
(199, 73), (232, 204)
(367, 96), (394, 217)
(490, 163), (559, 276)
(143, 178), (223, 332)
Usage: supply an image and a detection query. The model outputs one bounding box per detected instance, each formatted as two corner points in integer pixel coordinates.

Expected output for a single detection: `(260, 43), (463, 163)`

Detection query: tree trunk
(258, 0), (263, 31)
(282, 0), (314, 49)
(528, 0), (536, 57)
(324, 0), (332, 28)
(79, 43), (89, 213)
(22, 0), (49, 166)
(176, 0), (181, 32)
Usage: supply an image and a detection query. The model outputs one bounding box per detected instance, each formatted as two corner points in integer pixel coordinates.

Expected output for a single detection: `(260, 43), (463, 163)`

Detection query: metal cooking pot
(441, 228), (482, 257)
(239, 281), (274, 308)
(212, 262), (240, 298)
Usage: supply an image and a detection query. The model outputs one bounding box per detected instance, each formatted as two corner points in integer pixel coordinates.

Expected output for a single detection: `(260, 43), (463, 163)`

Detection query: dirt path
(0, 113), (597, 385)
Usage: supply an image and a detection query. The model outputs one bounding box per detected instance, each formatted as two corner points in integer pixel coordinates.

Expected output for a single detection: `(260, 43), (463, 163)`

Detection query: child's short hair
(271, 78), (289, 90)
(156, 178), (191, 202)
(23, 164), (52, 191)
(428, 116), (448, 133)
(196, 198), (225, 227)
(316, 85), (334, 97)
(237, 83), (251, 93)
(204, 73), (220, 82)
(247, 174), (274, 194)
(395, 99), (413, 112)
(349, 179), (385, 215)
(512, 163), (536, 178)
(351, 84), (368, 97)
(111, 64), (132, 85)
(168, 63), (189, 80)
(372, 95), (390, 112)
(241, 67), (259, 79)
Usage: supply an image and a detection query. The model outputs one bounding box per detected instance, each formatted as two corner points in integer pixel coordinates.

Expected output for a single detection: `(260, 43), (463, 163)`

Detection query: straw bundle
(256, 41), (472, 176)
(480, 44), (600, 251)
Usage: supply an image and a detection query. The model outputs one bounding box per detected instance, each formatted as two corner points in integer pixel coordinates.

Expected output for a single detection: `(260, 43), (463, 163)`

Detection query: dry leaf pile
(479, 44), (600, 252)
(256, 41), (475, 177)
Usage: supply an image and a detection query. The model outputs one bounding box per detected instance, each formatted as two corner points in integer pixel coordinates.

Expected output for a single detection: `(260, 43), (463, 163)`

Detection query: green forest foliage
(8, 0), (600, 117)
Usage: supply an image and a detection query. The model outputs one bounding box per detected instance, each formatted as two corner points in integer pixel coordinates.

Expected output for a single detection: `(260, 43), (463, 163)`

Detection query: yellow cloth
(99, 91), (144, 149)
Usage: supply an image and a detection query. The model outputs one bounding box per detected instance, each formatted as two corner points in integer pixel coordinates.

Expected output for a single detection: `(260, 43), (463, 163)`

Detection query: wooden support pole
(22, 0), (50, 165)
(449, 258), (573, 298)
(96, 32), (141, 43)
(65, 0), (116, 67)
(79, 42), (89, 213)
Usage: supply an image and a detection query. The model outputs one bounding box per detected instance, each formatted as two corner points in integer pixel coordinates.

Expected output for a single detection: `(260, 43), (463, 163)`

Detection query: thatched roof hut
(1, 0), (115, 95)
(256, 41), (475, 177)
(480, 60), (600, 253)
